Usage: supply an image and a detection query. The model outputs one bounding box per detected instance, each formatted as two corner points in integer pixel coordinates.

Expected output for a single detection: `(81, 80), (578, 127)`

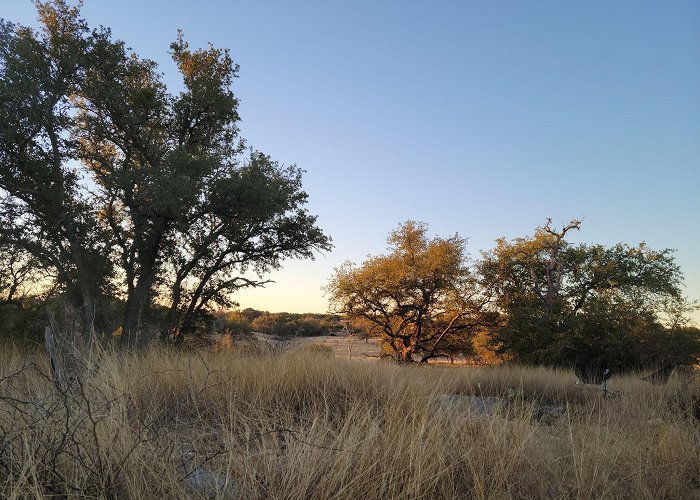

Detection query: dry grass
(0, 345), (698, 499)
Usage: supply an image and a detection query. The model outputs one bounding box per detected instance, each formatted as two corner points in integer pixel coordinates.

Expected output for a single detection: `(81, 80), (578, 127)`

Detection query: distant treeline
(214, 309), (347, 338)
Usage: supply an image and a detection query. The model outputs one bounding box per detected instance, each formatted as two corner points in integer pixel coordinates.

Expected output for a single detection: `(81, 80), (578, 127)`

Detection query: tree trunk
(122, 277), (152, 347)
(121, 233), (164, 346)
(162, 280), (184, 342)
(80, 292), (96, 348)
(68, 236), (101, 347)
(397, 341), (414, 363)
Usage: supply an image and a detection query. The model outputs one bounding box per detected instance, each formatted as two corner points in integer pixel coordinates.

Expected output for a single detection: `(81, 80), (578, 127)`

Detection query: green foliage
(214, 310), (253, 337)
(0, 3), (112, 337)
(250, 311), (342, 338)
(0, 1), (331, 345)
(481, 219), (700, 370)
(214, 309), (344, 339)
(0, 301), (45, 348)
(0, 242), (53, 346)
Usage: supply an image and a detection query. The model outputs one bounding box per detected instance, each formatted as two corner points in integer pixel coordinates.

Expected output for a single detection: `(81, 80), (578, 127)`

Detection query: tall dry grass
(0, 345), (698, 499)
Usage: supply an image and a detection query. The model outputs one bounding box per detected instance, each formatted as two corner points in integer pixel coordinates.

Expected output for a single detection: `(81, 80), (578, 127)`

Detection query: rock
(646, 417), (665, 429)
(183, 467), (238, 498)
(534, 404), (564, 425)
(437, 395), (506, 417)
(437, 395), (566, 425)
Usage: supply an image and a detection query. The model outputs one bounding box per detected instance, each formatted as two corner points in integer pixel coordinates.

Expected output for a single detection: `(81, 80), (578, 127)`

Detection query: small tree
(328, 221), (495, 363)
(0, 243), (39, 309)
(0, 241), (47, 342)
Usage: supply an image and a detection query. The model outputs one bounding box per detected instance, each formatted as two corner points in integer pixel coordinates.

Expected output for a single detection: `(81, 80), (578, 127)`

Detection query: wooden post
(45, 309), (76, 390)
(44, 322), (61, 388)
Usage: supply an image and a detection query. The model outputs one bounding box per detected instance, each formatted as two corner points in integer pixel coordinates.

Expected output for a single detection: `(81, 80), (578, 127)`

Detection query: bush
(0, 302), (46, 349)
(215, 311), (253, 337)
(302, 343), (334, 357)
(250, 312), (343, 338)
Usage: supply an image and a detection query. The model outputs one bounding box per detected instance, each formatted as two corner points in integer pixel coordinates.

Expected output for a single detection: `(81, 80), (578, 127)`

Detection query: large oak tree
(328, 221), (495, 363)
(0, 3), (111, 342)
(0, 1), (331, 345)
(480, 219), (700, 370)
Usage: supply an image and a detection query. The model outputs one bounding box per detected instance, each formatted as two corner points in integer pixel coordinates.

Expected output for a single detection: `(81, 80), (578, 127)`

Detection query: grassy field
(0, 345), (698, 499)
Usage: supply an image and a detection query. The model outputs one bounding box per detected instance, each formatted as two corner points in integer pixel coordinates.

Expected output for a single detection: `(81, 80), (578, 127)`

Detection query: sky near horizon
(3, 1), (699, 320)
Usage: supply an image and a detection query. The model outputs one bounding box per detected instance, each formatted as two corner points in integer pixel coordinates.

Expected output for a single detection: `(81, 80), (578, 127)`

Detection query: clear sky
(4, 1), (699, 319)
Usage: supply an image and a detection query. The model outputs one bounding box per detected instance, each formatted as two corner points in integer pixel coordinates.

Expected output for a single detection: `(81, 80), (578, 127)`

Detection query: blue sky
(4, 1), (699, 319)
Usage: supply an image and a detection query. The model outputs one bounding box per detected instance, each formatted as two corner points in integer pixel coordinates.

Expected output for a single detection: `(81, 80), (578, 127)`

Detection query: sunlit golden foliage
(329, 221), (496, 363)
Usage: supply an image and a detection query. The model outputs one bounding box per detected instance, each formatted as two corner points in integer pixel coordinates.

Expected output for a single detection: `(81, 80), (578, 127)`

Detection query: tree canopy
(0, 1), (331, 345)
(480, 219), (700, 370)
(328, 221), (495, 363)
